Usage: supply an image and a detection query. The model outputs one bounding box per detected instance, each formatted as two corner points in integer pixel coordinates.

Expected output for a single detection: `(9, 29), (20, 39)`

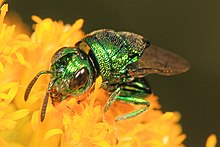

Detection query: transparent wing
(129, 45), (190, 76)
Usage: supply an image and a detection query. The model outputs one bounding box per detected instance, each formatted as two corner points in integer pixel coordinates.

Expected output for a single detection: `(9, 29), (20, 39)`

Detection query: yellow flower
(0, 3), (217, 147)
(206, 134), (217, 147)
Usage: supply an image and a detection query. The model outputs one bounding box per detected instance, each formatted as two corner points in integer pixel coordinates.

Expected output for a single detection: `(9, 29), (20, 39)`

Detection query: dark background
(6, 0), (219, 146)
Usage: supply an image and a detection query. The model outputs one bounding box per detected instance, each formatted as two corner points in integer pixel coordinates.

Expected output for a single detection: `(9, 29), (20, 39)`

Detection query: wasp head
(24, 47), (95, 122)
(50, 47), (95, 101)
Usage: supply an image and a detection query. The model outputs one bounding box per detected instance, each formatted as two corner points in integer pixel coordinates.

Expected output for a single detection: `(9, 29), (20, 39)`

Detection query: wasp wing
(128, 45), (190, 77)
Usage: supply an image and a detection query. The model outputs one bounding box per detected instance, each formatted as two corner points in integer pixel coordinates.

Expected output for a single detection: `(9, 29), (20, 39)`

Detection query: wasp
(24, 29), (190, 122)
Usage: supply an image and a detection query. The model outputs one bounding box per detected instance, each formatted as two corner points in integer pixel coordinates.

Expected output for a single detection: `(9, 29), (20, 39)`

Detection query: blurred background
(6, 0), (219, 146)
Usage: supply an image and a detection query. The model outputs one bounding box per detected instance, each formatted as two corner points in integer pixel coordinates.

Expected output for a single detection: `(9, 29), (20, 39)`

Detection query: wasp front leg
(104, 87), (121, 112)
(104, 77), (152, 121)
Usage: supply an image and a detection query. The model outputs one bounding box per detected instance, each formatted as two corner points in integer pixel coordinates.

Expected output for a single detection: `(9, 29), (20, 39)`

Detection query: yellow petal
(1, 55), (13, 64)
(206, 134), (217, 147)
(93, 140), (111, 147)
(44, 128), (63, 141)
(26, 91), (45, 104)
(0, 119), (17, 130)
(4, 109), (30, 120)
(31, 15), (42, 23)
(74, 19), (84, 28)
(0, 93), (9, 99)
(5, 83), (19, 104)
(0, 82), (18, 91)
(31, 111), (39, 131)
(15, 52), (31, 69)
(0, 61), (4, 72)
(90, 76), (103, 106)
(0, 4), (8, 27)
(95, 76), (103, 91)
(8, 142), (24, 147)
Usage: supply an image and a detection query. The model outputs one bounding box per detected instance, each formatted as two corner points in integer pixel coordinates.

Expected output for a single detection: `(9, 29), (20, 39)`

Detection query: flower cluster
(0, 3), (217, 147)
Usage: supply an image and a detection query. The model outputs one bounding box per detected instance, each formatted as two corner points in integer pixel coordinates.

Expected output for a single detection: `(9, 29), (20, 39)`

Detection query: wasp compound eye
(70, 67), (89, 90)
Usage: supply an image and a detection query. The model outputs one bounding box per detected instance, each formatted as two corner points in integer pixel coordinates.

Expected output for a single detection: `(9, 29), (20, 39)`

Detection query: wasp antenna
(24, 70), (51, 101)
(40, 80), (57, 122)
(40, 91), (49, 122)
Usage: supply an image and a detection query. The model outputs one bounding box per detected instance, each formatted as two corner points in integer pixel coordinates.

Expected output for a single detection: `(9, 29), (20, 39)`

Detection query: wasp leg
(104, 77), (152, 121)
(115, 96), (150, 121)
(104, 87), (121, 112)
(116, 77), (151, 121)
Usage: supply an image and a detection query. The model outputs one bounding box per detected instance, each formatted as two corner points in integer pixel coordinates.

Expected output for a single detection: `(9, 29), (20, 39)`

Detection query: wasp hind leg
(104, 77), (152, 121)
(115, 96), (150, 121)
(116, 77), (152, 121)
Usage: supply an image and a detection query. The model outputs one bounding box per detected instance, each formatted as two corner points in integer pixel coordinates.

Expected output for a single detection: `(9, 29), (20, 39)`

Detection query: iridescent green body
(82, 30), (147, 82)
(24, 29), (190, 122)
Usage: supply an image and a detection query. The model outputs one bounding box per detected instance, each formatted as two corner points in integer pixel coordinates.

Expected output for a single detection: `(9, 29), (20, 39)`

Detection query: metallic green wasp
(24, 29), (190, 122)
